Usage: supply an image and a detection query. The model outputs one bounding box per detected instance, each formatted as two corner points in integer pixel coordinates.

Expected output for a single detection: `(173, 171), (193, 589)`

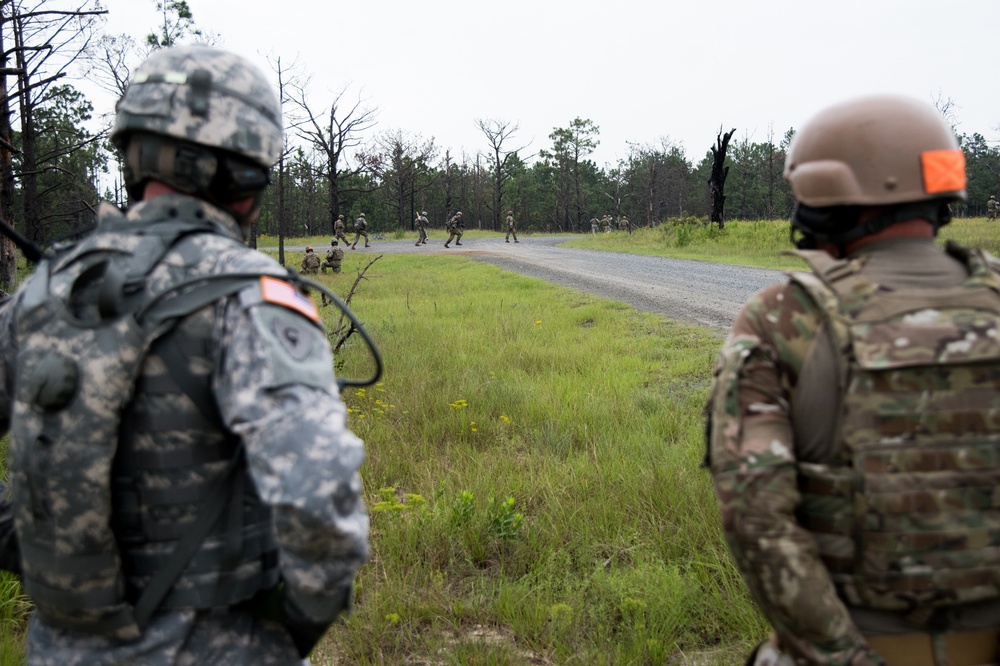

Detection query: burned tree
(709, 127), (735, 229)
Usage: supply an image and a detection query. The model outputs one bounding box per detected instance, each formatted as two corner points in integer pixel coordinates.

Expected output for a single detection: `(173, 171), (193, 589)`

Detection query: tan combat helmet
(784, 94), (966, 208)
(111, 45), (282, 202)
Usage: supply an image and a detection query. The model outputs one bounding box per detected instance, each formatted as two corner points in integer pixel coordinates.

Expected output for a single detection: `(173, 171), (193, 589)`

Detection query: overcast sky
(91, 0), (998, 169)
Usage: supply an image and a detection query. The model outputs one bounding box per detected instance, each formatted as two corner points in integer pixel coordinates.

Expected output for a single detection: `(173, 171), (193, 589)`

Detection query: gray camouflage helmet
(111, 45), (283, 169)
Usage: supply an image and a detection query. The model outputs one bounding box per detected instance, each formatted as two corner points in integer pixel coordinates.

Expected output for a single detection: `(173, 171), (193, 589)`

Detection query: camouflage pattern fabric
(351, 217), (369, 248)
(988, 197), (997, 220)
(705, 237), (1000, 665)
(0, 194), (368, 664)
(415, 214), (428, 244)
(333, 218), (349, 244)
(300, 251), (321, 274)
(111, 45), (282, 170)
(322, 246), (344, 273)
(444, 214), (463, 247)
(505, 214), (518, 242)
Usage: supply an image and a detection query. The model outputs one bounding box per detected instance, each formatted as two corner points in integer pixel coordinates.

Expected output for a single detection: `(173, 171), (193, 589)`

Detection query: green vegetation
(9, 217), (998, 662)
(312, 253), (762, 664)
(564, 215), (1000, 271)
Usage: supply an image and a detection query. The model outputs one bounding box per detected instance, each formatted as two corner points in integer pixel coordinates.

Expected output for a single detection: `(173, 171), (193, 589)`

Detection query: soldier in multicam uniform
(443, 211), (464, 248)
(333, 214), (349, 244)
(504, 210), (519, 243)
(0, 45), (368, 665)
(322, 239), (344, 273)
(706, 95), (1000, 666)
(350, 212), (370, 249)
(415, 210), (429, 246)
(602, 214), (612, 233)
(988, 195), (997, 220)
(590, 216), (599, 234)
(300, 245), (321, 274)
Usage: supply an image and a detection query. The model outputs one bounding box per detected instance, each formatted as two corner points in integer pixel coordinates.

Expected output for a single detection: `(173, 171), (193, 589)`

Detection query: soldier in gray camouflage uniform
(0, 45), (368, 665)
(706, 95), (1000, 666)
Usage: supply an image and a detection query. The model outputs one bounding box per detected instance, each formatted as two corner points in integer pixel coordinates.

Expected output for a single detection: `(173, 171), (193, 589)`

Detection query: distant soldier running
(334, 213), (349, 244)
(351, 212), (370, 249)
(443, 211), (464, 248)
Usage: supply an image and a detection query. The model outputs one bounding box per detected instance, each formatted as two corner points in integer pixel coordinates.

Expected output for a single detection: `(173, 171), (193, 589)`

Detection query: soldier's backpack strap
(783, 250), (870, 464)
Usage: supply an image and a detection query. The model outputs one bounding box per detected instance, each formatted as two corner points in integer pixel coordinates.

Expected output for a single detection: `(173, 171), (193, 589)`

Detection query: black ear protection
(123, 133), (271, 208)
(790, 200), (955, 251)
(211, 155), (271, 203)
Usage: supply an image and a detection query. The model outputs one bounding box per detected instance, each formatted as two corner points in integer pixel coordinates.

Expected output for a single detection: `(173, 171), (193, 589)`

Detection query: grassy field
(561, 215), (1000, 271)
(2, 216), (997, 663)
(311, 253), (760, 665)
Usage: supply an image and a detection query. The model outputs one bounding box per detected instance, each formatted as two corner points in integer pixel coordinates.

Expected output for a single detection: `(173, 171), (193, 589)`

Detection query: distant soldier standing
(988, 195), (997, 220)
(443, 211), (464, 248)
(505, 209), (519, 243)
(590, 216), (599, 234)
(619, 215), (631, 234)
(351, 212), (370, 249)
(334, 213), (349, 244)
(322, 239), (344, 273)
(300, 245), (321, 274)
(415, 210), (429, 246)
(602, 214), (612, 233)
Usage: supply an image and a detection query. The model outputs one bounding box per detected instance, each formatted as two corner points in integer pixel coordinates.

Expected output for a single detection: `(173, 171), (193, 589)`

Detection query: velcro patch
(921, 149), (966, 194)
(259, 276), (319, 321)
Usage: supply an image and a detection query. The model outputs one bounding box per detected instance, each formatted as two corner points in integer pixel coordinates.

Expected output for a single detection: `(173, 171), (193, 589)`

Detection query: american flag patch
(260, 276), (320, 321)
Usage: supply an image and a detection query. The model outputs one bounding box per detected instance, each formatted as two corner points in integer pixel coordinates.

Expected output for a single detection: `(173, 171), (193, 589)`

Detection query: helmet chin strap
(791, 201), (953, 253)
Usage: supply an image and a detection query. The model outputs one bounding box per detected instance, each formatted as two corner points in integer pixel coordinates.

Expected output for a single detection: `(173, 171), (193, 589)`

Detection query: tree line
(2, 0), (998, 291)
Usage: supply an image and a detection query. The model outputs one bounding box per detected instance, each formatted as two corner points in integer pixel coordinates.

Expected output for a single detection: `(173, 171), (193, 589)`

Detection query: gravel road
(274, 236), (787, 332)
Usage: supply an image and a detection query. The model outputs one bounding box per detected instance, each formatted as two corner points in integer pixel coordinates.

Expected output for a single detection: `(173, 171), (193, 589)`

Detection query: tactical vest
(9, 202), (281, 639)
(790, 245), (1000, 612)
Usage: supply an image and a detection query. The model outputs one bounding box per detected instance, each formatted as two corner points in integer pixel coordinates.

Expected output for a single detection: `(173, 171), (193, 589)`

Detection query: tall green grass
(312, 253), (764, 664)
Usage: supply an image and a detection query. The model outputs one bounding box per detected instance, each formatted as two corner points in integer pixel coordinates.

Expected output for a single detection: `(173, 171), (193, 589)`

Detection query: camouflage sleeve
(706, 283), (872, 664)
(213, 287), (369, 624)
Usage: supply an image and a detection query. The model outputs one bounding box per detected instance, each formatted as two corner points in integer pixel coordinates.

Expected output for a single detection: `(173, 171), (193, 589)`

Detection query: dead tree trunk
(0, 6), (15, 291)
(709, 128), (735, 229)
